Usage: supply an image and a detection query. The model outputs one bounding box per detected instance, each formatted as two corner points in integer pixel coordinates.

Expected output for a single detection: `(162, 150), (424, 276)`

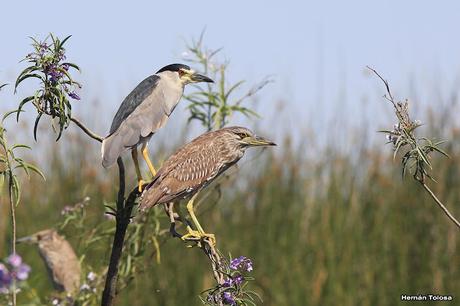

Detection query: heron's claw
(180, 226), (216, 247)
(169, 223), (183, 238)
(138, 179), (146, 192)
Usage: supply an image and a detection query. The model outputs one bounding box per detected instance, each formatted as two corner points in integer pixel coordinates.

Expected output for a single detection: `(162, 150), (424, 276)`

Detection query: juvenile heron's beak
(17, 235), (38, 244)
(190, 72), (214, 83)
(243, 135), (276, 147)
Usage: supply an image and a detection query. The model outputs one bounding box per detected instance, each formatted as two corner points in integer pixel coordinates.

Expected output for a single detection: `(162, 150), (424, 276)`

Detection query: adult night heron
(17, 229), (81, 294)
(139, 126), (275, 244)
(101, 63), (213, 190)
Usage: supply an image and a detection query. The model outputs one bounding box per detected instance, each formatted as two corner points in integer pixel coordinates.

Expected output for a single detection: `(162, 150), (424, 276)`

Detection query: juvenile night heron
(139, 126), (275, 244)
(101, 63), (213, 191)
(18, 229), (81, 294)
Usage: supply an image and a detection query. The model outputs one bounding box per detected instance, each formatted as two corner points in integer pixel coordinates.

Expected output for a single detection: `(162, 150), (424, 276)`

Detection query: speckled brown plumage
(22, 229), (81, 294)
(139, 126), (274, 211)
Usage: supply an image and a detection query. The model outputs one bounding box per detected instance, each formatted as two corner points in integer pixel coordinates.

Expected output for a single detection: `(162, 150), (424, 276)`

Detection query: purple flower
(7, 254), (22, 268)
(222, 291), (236, 305)
(16, 263), (31, 281)
(223, 278), (233, 287)
(62, 64), (70, 71)
(223, 274), (244, 288)
(233, 274), (244, 285)
(61, 205), (73, 215)
(87, 271), (96, 282)
(68, 92), (80, 100)
(48, 68), (63, 83)
(0, 263), (12, 291)
(230, 256), (253, 272)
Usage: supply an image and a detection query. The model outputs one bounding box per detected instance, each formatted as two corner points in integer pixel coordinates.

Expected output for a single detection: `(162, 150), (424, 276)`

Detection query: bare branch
(70, 117), (103, 143)
(367, 66), (396, 107)
(422, 183), (460, 229)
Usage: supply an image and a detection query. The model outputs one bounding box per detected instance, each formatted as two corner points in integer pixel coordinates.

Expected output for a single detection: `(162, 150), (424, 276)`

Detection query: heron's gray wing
(101, 76), (176, 168)
(108, 75), (160, 135)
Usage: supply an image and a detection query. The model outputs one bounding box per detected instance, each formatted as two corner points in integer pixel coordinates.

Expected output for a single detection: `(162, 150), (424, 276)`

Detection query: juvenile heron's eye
(237, 132), (248, 139)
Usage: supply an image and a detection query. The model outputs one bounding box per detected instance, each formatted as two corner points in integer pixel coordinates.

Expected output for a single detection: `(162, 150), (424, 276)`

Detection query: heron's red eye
(178, 70), (185, 77)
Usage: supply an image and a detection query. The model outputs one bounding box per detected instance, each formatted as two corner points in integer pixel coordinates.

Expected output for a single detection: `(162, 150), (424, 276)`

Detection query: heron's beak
(17, 235), (38, 244)
(243, 135), (276, 147)
(190, 72), (214, 83)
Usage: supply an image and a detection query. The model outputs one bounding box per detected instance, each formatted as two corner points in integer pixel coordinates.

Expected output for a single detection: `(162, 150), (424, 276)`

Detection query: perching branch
(202, 241), (225, 306)
(70, 117), (103, 143)
(101, 159), (141, 306)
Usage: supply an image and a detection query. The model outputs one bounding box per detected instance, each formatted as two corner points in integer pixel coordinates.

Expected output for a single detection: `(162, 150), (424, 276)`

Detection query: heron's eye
(237, 132), (248, 139)
(178, 69), (186, 77)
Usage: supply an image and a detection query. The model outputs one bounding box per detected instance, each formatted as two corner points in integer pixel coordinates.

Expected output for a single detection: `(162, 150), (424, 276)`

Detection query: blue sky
(1, 0), (460, 147)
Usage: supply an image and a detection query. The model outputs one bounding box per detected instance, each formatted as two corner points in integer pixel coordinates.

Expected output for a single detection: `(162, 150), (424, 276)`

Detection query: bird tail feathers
(101, 132), (129, 168)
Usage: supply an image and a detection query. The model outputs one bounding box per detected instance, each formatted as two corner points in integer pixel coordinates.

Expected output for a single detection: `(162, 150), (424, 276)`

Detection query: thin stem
(421, 183), (460, 229)
(8, 172), (16, 306)
(2, 129), (17, 306)
(201, 240), (224, 306)
(70, 117), (103, 143)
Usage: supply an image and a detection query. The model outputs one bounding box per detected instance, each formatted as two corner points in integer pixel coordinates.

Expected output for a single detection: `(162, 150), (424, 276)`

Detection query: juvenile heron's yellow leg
(141, 142), (156, 177)
(185, 193), (216, 246)
(131, 148), (145, 192)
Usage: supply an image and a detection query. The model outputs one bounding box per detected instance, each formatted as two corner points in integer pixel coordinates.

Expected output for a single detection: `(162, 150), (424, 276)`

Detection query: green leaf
(17, 162), (31, 179)
(62, 62), (80, 71)
(15, 66), (40, 84)
(23, 162), (46, 180)
(16, 96), (35, 121)
(14, 73), (43, 91)
(428, 145), (450, 158)
(0, 83), (7, 91)
(225, 80), (245, 101)
(416, 146), (431, 168)
(12, 174), (21, 206)
(2, 109), (24, 122)
(59, 35), (72, 48)
(11, 144), (31, 151)
(33, 113), (43, 141)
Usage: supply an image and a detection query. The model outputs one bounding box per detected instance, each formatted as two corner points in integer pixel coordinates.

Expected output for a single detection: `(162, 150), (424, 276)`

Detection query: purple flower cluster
(222, 291), (236, 305)
(0, 254), (31, 294)
(61, 197), (90, 216)
(223, 274), (244, 288)
(26, 38), (80, 101)
(229, 256), (253, 272)
(386, 123), (402, 145)
(205, 255), (256, 305)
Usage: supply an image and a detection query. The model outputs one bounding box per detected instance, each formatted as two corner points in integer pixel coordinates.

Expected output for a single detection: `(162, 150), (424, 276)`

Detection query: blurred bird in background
(18, 229), (81, 294)
(101, 63), (213, 191)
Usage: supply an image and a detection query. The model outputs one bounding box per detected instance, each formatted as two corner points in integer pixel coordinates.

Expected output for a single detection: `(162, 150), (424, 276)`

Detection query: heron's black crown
(156, 63), (190, 74)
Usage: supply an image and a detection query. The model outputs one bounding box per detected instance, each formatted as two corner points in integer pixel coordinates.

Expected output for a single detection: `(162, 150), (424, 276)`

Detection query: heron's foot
(169, 222), (183, 238)
(138, 179), (146, 192)
(180, 226), (216, 247)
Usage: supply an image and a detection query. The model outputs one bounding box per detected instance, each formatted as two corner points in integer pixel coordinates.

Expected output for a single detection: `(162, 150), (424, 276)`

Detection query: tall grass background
(1, 78), (460, 306)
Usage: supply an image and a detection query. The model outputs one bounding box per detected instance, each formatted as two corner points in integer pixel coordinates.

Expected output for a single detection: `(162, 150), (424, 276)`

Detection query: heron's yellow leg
(185, 193), (216, 246)
(131, 148), (145, 192)
(141, 142), (157, 177)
